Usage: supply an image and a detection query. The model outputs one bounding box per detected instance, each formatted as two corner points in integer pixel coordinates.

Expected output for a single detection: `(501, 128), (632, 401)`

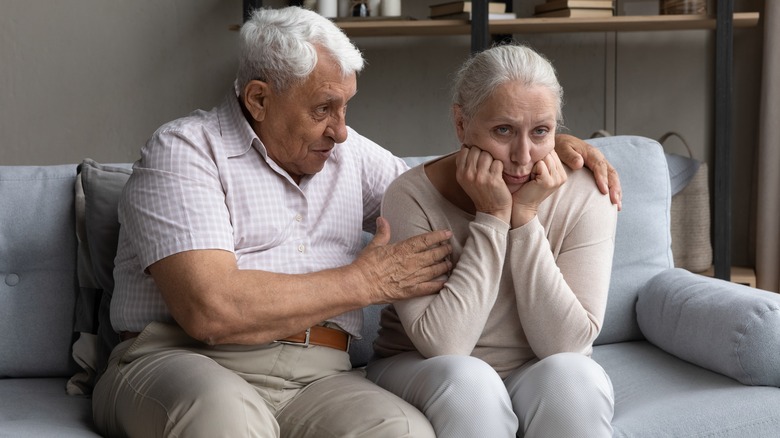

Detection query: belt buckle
(275, 327), (312, 348)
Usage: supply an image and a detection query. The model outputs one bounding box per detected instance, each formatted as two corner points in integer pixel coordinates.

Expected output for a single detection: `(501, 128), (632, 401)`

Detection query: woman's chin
(508, 183), (525, 194)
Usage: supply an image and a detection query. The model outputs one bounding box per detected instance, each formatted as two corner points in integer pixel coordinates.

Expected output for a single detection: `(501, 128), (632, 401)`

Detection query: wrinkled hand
(353, 217), (452, 304)
(554, 133), (622, 211)
(511, 150), (567, 227)
(455, 145), (513, 224)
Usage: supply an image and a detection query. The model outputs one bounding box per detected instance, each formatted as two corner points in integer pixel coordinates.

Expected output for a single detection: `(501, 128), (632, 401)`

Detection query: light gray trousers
(366, 351), (614, 438)
(93, 322), (434, 438)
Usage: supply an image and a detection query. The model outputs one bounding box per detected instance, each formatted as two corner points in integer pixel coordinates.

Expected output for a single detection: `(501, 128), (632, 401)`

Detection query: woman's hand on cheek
(456, 145), (513, 224)
(511, 150), (567, 228)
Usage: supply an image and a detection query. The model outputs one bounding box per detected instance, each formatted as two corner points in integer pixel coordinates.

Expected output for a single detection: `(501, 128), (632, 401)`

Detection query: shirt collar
(217, 84), (266, 159)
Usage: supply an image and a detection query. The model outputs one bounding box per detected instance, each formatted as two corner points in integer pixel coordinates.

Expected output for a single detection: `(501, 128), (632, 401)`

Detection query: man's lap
(93, 322), (433, 437)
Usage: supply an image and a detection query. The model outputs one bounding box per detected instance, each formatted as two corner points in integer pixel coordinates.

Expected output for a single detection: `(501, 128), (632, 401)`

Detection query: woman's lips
(503, 172), (530, 185)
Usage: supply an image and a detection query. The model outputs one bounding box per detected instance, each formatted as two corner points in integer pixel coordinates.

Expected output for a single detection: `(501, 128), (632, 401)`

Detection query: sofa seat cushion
(0, 378), (99, 437)
(593, 341), (780, 437)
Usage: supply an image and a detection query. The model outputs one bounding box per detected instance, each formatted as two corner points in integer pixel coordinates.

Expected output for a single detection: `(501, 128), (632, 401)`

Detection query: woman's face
(454, 81), (558, 193)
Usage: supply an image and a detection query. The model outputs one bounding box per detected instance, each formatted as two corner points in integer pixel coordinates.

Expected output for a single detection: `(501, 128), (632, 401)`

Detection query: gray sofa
(2, 135), (780, 437)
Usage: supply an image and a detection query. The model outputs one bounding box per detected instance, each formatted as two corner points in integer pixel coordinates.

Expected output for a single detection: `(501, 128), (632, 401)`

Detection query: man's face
(248, 49), (357, 184)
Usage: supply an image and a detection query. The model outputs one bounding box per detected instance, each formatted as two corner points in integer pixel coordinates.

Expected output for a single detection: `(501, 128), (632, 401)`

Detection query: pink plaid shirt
(111, 90), (409, 337)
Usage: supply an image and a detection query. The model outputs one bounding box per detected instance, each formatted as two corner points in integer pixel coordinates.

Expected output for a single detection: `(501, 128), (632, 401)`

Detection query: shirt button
(295, 214), (303, 222)
(298, 244), (305, 253)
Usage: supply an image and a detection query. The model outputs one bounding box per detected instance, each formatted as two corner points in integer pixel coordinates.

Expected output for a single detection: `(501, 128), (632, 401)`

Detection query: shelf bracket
(471, 0), (490, 53)
(244, 0), (264, 22)
(713, 0), (733, 281)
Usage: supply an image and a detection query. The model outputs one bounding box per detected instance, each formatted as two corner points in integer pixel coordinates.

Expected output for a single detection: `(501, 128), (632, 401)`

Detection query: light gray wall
(1, 0), (240, 165)
(0, 0), (764, 265)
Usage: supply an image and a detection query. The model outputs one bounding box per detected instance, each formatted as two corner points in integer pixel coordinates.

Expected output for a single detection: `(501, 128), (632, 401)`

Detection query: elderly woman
(367, 44), (617, 437)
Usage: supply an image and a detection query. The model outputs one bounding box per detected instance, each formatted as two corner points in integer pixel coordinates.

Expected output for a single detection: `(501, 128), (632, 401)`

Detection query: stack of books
(429, 1), (517, 21)
(533, 0), (614, 18)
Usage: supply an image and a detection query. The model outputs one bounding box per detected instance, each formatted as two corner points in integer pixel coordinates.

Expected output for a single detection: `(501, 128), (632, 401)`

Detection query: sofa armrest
(637, 268), (780, 387)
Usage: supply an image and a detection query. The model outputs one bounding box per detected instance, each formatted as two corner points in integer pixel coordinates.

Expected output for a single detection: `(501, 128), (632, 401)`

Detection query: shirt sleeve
(346, 127), (409, 234)
(382, 169), (511, 358)
(119, 127), (235, 271)
(508, 171), (617, 358)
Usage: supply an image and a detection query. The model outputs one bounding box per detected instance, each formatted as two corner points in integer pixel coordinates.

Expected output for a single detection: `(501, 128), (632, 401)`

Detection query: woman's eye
(534, 127), (550, 136)
(495, 126), (511, 135)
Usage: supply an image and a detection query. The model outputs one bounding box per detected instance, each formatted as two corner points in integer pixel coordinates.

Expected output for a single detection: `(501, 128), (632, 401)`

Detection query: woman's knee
(533, 353), (611, 392)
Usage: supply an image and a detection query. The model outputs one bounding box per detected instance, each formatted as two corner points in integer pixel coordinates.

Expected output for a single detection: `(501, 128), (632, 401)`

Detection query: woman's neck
(424, 153), (476, 215)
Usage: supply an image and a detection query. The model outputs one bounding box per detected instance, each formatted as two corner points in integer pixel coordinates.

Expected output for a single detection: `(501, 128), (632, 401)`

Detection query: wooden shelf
(338, 12), (759, 37)
(701, 266), (757, 288)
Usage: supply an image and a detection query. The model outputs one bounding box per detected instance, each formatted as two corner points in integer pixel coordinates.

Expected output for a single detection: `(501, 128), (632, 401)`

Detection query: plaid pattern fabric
(111, 89), (409, 337)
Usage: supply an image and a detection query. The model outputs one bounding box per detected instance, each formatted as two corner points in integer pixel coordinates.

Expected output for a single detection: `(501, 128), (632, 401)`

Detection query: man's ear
(453, 104), (466, 142)
(242, 80), (270, 122)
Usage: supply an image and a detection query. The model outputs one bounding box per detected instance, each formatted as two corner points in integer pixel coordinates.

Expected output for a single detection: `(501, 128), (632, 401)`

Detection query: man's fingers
(608, 166), (623, 211)
(404, 229), (452, 253)
(369, 217), (391, 247)
(554, 133), (585, 170)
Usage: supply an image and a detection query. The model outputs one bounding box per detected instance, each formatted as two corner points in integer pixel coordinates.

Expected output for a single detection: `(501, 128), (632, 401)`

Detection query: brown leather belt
(275, 325), (350, 352)
(121, 325), (350, 351)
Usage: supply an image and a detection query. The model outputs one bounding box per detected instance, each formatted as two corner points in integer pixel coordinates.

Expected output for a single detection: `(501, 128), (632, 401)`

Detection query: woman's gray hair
(237, 7), (364, 93)
(453, 44), (563, 124)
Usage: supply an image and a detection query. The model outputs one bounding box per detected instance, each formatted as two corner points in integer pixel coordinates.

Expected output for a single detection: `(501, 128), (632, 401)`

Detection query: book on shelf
(429, 1), (507, 18)
(534, 8), (614, 18)
(534, 0), (614, 15)
(431, 11), (518, 21)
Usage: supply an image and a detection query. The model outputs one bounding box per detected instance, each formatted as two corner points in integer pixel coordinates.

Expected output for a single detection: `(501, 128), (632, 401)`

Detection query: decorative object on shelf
(338, 0), (352, 17)
(317, 0), (338, 17)
(534, 0), (614, 18)
(351, 0), (370, 17)
(380, 0), (401, 17)
(660, 0), (707, 15)
(429, 1), (506, 18)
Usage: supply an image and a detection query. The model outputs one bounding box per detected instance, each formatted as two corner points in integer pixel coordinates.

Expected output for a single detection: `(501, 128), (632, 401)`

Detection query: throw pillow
(68, 159), (132, 394)
(637, 268), (780, 387)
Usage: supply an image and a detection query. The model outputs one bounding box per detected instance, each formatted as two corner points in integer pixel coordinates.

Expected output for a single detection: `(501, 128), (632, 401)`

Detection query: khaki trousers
(93, 322), (434, 438)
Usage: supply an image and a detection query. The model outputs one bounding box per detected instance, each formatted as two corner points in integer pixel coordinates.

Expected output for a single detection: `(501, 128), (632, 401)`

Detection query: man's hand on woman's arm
(554, 133), (622, 211)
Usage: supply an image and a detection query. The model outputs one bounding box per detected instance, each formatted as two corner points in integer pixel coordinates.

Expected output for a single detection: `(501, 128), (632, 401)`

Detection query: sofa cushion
(0, 165), (79, 378)
(588, 136), (674, 345)
(594, 341), (780, 437)
(68, 160), (131, 393)
(0, 378), (99, 437)
(637, 268), (780, 387)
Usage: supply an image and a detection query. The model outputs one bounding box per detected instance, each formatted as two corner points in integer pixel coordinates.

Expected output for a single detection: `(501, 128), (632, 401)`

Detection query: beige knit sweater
(373, 160), (618, 378)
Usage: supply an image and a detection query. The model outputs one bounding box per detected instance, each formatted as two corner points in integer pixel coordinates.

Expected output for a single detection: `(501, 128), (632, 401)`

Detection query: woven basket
(659, 132), (712, 273)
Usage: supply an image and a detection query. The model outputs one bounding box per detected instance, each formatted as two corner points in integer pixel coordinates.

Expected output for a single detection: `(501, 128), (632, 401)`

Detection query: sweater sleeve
(381, 168), (510, 358)
(508, 173), (617, 358)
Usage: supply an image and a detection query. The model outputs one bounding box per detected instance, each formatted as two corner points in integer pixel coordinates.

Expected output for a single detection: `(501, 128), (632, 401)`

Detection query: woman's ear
(453, 104), (466, 142)
(242, 80), (269, 122)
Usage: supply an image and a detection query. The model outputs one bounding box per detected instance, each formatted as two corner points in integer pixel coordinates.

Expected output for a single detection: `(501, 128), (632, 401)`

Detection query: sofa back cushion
(0, 165), (79, 377)
(589, 136), (674, 345)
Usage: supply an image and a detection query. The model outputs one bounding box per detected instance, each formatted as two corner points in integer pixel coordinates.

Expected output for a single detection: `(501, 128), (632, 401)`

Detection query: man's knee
(279, 371), (434, 438)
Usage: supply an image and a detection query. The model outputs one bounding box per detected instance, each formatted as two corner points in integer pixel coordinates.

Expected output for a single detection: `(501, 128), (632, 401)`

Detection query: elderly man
(93, 6), (621, 438)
